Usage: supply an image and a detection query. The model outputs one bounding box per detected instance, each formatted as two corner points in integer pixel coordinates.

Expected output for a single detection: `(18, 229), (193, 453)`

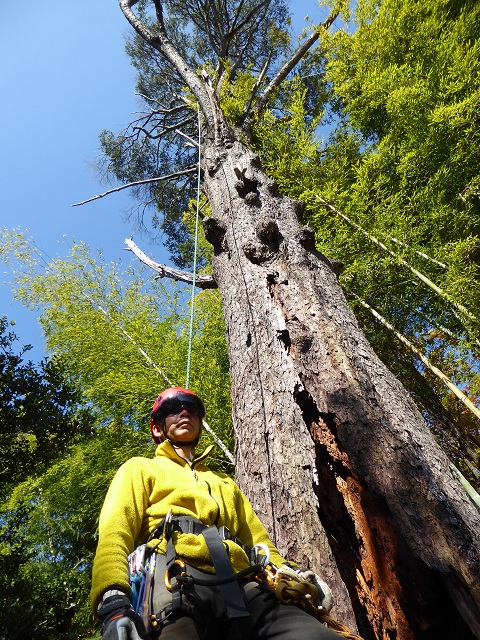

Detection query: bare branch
(125, 238), (217, 289)
(249, 11), (339, 123)
(389, 236), (447, 269)
(317, 196), (477, 323)
(119, 0), (215, 133)
(175, 129), (199, 148)
(132, 114), (196, 140)
(239, 52), (272, 122)
(72, 169), (196, 206)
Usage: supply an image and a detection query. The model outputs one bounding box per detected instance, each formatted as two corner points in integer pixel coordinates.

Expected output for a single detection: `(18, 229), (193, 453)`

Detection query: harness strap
(201, 525), (250, 619)
(149, 516), (252, 625)
(148, 516), (254, 561)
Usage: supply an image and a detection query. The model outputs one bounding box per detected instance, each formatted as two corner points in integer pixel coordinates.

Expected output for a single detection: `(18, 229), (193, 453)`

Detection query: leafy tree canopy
(0, 230), (233, 464)
(0, 231), (233, 639)
(0, 315), (91, 498)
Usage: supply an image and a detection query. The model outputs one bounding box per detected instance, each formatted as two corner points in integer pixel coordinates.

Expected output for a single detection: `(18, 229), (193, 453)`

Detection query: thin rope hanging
(185, 105), (202, 389)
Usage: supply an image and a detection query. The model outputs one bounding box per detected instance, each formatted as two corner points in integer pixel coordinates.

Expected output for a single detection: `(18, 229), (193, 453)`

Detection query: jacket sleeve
(90, 458), (149, 612)
(233, 485), (292, 569)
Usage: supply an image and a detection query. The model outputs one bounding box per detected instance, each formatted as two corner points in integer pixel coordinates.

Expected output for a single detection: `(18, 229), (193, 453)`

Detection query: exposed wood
(124, 238), (217, 289)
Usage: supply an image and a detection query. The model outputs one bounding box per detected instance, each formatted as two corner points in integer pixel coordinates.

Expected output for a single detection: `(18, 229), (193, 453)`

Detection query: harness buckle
(217, 525), (231, 541)
(163, 509), (173, 537)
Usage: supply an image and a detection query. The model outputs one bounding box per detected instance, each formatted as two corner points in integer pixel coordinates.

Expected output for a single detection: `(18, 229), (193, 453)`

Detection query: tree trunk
(115, 4), (480, 636)
(201, 136), (480, 640)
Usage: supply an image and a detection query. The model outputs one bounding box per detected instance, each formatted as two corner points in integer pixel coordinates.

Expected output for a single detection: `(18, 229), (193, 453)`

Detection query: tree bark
(200, 135), (480, 640)
(117, 3), (480, 637)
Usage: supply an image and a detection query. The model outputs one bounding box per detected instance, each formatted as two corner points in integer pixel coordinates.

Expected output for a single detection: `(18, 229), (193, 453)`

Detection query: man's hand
(98, 592), (149, 640)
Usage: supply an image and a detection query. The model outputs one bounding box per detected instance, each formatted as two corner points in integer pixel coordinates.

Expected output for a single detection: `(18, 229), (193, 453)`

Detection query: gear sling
(128, 513), (269, 636)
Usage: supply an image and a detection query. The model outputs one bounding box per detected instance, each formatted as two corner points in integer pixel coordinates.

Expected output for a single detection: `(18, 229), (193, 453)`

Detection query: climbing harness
(128, 513), (363, 640)
(148, 514), (269, 630)
(128, 513), (269, 635)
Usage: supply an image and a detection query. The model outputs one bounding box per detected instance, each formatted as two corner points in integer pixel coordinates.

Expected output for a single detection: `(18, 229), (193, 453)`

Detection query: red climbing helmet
(150, 387), (206, 443)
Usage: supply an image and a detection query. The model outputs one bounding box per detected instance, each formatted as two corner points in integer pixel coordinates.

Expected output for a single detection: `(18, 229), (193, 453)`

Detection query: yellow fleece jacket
(90, 441), (289, 611)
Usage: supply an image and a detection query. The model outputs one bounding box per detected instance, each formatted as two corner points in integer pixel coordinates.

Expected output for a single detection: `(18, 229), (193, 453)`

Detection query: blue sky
(1, 1), (329, 360)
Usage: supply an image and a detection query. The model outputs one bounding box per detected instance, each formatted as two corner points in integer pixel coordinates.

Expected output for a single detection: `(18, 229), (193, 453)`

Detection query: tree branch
(72, 169), (196, 206)
(119, 0), (216, 134)
(125, 238), (217, 289)
(132, 114), (196, 140)
(247, 11), (339, 125)
(348, 290), (480, 423)
(316, 196), (477, 323)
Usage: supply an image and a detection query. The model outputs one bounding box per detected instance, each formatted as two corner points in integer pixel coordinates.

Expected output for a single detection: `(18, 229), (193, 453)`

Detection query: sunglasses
(161, 397), (204, 418)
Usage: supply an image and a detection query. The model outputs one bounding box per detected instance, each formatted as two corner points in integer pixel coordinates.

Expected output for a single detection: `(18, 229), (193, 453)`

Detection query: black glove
(98, 593), (149, 640)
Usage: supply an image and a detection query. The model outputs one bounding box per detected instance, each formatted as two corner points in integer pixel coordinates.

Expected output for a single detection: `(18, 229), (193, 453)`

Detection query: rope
(274, 577), (364, 640)
(185, 105), (202, 389)
(270, 567), (365, 640)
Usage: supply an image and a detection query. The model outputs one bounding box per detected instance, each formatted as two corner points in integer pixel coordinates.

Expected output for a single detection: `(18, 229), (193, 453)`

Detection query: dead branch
(72, 169), (196, 206)
(132, 115), (196, 140)
(119, 0), (215, 133)
(250, 11), (340, 123)
(317, 196), (477, 323)
(125, 238), (217, 289)
(349, 290), (480, 422)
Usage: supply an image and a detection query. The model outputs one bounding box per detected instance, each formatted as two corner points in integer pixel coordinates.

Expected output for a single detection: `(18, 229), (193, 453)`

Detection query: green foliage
(252, 76), (325, 198)
(1, 231), (233, 638)
(179, 195), (214, 272)
(1, 230), (233, 459)
(0, 316), (91, 498)
(0, 424), (151, 640)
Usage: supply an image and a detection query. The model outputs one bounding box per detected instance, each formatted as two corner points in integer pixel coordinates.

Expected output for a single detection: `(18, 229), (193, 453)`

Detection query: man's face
(152, 403), (202, 443)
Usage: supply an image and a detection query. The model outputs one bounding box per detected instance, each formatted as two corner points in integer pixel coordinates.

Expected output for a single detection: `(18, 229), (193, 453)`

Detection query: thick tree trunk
(201, 137), (480, 640)
(116, 5), (480, 636)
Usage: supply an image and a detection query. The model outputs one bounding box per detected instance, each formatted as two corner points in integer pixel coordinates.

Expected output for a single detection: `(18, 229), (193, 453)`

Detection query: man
(91, 387), (346, 640)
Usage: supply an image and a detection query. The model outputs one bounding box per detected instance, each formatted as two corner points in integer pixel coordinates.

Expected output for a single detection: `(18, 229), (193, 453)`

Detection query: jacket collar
(155, 440), (214, 466)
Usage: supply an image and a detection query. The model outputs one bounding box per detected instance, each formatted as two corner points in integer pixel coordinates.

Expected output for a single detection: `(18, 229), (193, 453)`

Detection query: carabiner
(164, 558), (187, 592)
(252, 543), (270, 567)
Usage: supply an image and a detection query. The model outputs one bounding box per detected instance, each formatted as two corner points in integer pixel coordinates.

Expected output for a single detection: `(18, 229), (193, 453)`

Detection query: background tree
(70, 0), (480, 637)
(0, 235), (233, 639)
(0, 316), (94, 639)
(0, 316), (89, 498)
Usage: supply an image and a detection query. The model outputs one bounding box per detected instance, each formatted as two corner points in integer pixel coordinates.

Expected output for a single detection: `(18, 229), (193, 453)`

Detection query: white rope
(185, 105), (202, 389)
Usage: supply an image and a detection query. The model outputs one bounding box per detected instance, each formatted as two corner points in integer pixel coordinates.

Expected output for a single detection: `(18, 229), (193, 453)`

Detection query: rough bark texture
(201, 136), (480, 640)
